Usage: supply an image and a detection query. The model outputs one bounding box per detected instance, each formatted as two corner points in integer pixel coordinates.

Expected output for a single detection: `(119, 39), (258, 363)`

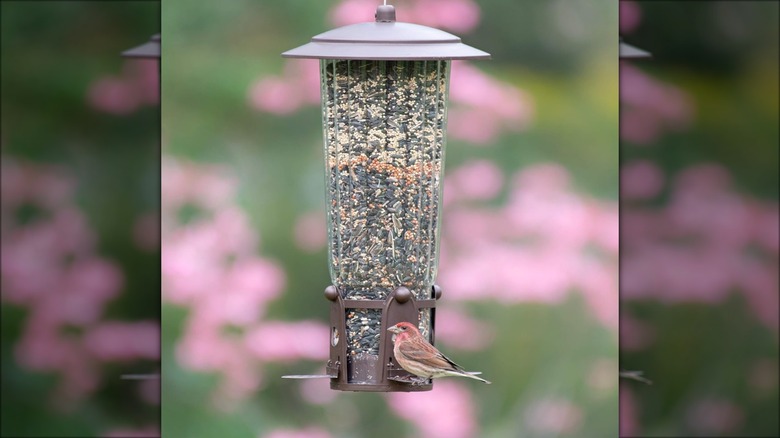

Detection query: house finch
(388, 321), (491, 384)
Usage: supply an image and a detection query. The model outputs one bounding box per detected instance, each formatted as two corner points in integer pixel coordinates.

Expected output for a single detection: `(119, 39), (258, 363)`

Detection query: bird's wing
(398, 338), (464, 372)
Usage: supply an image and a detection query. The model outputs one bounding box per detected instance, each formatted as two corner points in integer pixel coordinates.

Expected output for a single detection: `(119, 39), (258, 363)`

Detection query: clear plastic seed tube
(321, 59), (450, 366)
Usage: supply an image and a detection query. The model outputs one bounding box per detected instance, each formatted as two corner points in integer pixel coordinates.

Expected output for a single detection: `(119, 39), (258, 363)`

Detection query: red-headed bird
(388, 321), (491, 384)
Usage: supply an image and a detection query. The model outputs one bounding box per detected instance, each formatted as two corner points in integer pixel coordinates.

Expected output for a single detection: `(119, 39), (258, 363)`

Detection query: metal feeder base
(283, 285), (441, 392)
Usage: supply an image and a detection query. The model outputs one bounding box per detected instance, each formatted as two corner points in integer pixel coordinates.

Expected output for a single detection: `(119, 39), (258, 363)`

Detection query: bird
(387, 321), (490, 384)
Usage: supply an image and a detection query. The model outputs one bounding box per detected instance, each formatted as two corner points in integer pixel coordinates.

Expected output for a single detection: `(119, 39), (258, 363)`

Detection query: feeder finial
(375, 5), (396, 22)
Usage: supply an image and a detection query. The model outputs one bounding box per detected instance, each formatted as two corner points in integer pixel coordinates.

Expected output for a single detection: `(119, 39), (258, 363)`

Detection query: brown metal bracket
(283, 284), (441, 392)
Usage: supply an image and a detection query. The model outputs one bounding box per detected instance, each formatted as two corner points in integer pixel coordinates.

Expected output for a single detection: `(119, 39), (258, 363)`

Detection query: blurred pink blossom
(299, 377), (339, 405)
(1, 158), (157, 407)
(83, 321), (159, 361)
(437, 162), (619, 332)
(162, 158), (238, 214)
(620, 386), (639, 437)
(448, 62), (534, 144)
(0, 159), (75, 211)
(620, 64), (694, 144)
(736, 257), (779, 332)
(622, 163), (778, 332)
(248, 61), (319, 115)
(123, 59), (159, 105)
(262, 427), (332, 438)
(330, 0), (480, 33)
(387, 380), (477, 438)
(621, 160), (664, 199)
(753, 205), (779, 253)
(523, 397), (583, 435)
(446, 160), (503, 201)
(245, 321), (329, 362)
(163, 158), (331, 407)
(619, 1), (642, 34)
(685, 398), (745, 435)
(176, 323), (263, 408)
(87, 60), (158, 115)
(294, 210), (327, 253)
(87, 77), (142, 115)
(434, 307), (495, 350)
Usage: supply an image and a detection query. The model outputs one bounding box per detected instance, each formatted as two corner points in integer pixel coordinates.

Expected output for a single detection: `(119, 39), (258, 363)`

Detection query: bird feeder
(619, 37), (651, 60)
(118, 33), (160, 383)
(281, 4), (489, 392)
(122, 33), (161, 59)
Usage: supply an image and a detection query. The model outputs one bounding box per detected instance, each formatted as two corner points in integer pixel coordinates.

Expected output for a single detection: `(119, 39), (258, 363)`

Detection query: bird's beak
(387, 325), (400, 334)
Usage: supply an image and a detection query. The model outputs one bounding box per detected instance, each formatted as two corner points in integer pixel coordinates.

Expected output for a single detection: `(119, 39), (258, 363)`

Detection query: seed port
(283, 285), (441, 391)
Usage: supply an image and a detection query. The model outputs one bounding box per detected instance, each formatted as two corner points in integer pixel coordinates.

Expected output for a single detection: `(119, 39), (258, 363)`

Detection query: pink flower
(387, 380), (477, 438)
(1, 159), (75, 218)
(262, 427), (332, 438)
(523, 397), (583, 435)
(620, 386), (639, 437)
(162, 159), (237, 214)
(447, 160), (503, 201)
(619, 0), (643, 34)
(448, 62), (533, 143)
(447, 107), (501, 144)
(248, 61), (320, 115)
(124, 59), (159, 105)
(620, 65), (694, 144)
(753, 205), (779, 253)
(434, 307), (494, 350)
(299, 377), (338, 405)
(293, 211), (327, 253)
(736, 258), (779, 332)
(87, 59), (158, 115)
(83, 321), (160, 361)
(245, 321), (329, 362)
(621, 160), (664, 199)
(249, 77), (304, 115)
(330, 0), (480, 33)
(87, 77), (142, 115)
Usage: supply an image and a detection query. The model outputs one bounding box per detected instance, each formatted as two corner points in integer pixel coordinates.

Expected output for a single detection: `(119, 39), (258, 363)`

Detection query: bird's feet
(409, 377), (430, 386)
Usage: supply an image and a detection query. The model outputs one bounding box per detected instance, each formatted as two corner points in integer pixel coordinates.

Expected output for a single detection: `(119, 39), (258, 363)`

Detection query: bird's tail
(458, 371), (491, 384)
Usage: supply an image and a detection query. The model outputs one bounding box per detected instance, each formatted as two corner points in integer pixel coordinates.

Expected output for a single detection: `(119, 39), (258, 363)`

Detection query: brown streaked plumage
(388, 321), (490, 384)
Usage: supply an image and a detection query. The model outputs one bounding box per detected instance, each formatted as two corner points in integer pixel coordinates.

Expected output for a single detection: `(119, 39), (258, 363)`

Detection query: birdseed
(321, 59), (449, 362)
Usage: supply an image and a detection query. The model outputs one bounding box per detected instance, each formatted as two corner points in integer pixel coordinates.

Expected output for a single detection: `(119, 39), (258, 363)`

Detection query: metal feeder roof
(122, 33), (160, 59)
(282, 5), (490, 60)
(620, 37), (651, 59)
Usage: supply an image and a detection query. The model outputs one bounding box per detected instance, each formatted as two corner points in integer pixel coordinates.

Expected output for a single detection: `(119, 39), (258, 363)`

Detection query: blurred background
(163, 0), (618, 437)
(620, 1), (778, 437)
(1, 2), (160, 437)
